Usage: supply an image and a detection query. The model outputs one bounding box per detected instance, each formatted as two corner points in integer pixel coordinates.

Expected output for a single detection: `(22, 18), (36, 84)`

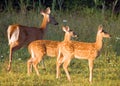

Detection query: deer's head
(97, 25), (111, 38)
(40, 7), (58, 25)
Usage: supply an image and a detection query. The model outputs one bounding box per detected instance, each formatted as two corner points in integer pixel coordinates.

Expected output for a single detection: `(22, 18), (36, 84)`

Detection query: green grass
(0, 9), (120, 86)
(0, 56), (120, 86)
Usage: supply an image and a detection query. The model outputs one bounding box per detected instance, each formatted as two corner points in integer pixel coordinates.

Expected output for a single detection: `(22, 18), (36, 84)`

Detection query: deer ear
(98, 24), (103, 32)
(40, 10), (45, 15)
(45, 7), (51, 14)
(62, 26), (68, 32)
(65, 26), (70, 31)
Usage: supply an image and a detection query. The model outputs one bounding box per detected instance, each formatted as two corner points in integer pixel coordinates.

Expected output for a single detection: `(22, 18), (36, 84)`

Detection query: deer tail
(7, 25), (20, 45)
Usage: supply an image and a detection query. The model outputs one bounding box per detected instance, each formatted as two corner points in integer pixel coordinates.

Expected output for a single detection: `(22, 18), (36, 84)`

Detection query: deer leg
(27, 57), (33, 75)
(7, 47), (13, 71)
(88, 59), (94, 83)
(32, 53), (44, 76)
(7, 43), (24, 71)
(63, 58), (71, 81)
(32, 58), (41, 76)
(56, 56), (63, 79)
(40, 45), (46, 70)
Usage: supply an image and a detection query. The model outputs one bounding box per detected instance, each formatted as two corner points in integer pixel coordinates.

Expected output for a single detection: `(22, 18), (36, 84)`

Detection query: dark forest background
(0, 0), (120, 16)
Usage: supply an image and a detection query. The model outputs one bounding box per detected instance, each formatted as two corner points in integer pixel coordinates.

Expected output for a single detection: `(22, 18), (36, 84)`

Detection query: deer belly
(74, 50), (92, 59)
(75, 55), (88, 59)
(47, 48), (56, 57)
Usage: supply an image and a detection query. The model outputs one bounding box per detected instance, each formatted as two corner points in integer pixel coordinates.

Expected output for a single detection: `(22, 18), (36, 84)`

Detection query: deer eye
(102, 30), (108, 34)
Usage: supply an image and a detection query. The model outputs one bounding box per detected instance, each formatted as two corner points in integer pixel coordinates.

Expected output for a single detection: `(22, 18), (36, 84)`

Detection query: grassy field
(0, 9), (120, 86)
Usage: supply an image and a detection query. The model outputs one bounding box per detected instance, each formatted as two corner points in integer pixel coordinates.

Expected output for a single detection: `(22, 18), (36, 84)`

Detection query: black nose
(109, 35), (112, 38)
(55, 22), (59, 25)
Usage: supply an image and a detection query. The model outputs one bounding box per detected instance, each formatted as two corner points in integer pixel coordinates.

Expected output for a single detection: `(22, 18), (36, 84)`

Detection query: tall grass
(0, 6), (120, 86)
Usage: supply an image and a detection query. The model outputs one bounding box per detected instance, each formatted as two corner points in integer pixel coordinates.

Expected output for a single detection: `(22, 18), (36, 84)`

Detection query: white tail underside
(8, 27), (19, 45)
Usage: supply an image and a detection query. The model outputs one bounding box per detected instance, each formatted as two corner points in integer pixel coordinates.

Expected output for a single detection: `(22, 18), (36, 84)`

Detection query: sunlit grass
(0, 55), (120, 86)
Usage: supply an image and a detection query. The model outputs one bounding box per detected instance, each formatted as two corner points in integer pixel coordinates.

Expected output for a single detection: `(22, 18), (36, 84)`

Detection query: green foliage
(0, 6), (120, 85)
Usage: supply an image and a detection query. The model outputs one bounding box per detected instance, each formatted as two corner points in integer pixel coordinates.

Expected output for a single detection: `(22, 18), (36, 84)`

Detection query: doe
(7, 7), (58, 71)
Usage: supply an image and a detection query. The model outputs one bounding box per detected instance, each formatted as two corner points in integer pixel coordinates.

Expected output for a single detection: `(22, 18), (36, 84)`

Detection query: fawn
(7, 7), (58, 71)
(56, 25), (111, 83)
(27, 26), (77, 75)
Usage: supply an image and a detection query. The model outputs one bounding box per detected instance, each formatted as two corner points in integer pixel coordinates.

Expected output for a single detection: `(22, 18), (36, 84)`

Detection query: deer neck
(40, 15), (48, 30)
(95, 34), (103, 51)
(63, 33), (71, 42)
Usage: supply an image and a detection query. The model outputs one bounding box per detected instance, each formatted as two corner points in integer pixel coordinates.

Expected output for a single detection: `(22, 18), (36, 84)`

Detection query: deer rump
(8, 25), (43, 46)
(8, 26), (19, 45)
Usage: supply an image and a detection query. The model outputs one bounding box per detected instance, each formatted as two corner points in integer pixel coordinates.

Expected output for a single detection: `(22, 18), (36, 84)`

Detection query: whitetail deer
(27, 26), (77, 76)
(56, 25), (111, 83)
(7, 7), (58, 71)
